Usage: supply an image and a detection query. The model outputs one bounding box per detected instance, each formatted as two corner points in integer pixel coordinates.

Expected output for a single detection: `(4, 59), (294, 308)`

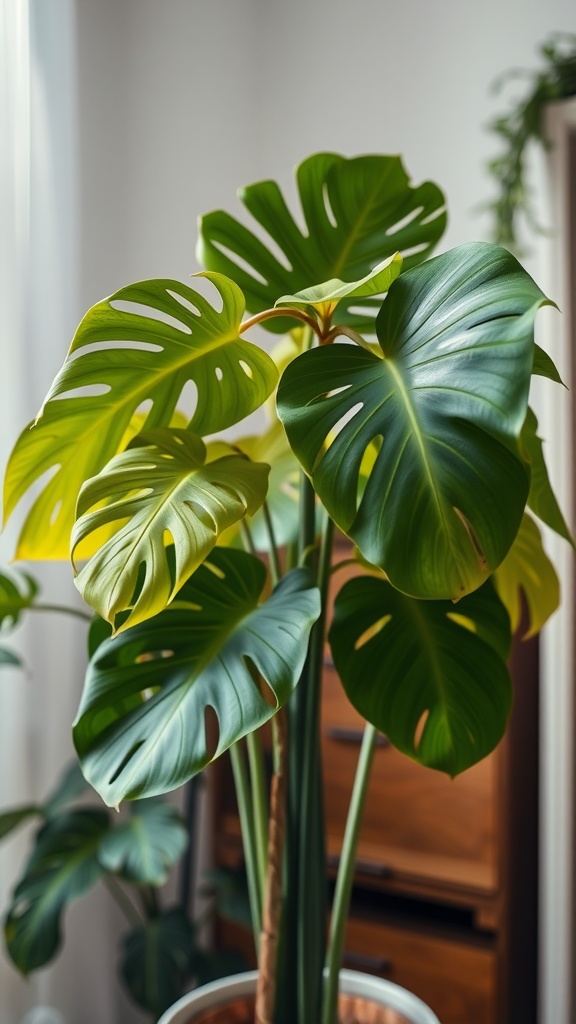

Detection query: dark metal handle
(325, 725), (389, 747)
(343, 949), (392, 973)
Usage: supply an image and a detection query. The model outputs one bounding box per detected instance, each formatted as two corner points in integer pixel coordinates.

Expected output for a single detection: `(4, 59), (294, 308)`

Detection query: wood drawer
(344, 915), (496, 1024)
(322, 666), (499, 899)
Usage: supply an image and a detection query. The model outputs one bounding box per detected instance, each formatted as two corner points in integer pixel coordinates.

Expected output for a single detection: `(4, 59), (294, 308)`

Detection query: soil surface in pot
(184, 992), (413, 1023)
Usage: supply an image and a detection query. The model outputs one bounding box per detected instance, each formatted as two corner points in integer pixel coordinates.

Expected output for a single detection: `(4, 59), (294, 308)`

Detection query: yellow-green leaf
(4, 275), (277, 560)
(72, 429), (269, 632)
(493, 513), (560, 638)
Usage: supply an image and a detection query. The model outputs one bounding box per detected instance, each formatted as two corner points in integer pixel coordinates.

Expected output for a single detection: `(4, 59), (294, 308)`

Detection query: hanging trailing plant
(485, 32), (576, 250)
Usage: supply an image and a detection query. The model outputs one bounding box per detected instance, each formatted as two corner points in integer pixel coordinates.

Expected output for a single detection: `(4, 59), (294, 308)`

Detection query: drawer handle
(328, 853), (392, 879)
(326, 726), (389, 748)
(344, 950), (392, 973)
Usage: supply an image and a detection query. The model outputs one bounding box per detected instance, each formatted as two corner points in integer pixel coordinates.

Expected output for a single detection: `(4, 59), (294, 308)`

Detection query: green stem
(262, 502), (282, 586)
(296, 512), (335, 1023)
(322, 724), (378, 1024)
(230, 741), (262, 953)
(103, 875), (143, 928)
(246, 729), (269, 894)
(240, 520), (257, 556)
(31, 603), (92, 622)
(239, 306), (321, 339)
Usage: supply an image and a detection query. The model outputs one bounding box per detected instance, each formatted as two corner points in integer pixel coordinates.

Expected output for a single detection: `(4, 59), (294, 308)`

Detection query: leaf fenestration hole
(322, 182), (338, 229)
(414, 709), (430, 751)
(209, 241), (268, 287)
(184, 500), (217, 531)
(166, 288), (201, 318)
(54, 383), (111, 401)
(446, 611), (477, 634)
(110, 299), (192, 335)
(204, 705), (220, 761)
(400, 242), (429, 261)
(239, 359), (254, 380)
(243, 655), (276, 708)
(203, 559), (226, 580)
(178, 378), (199, 420)
(386, 207), (423, 236)
(109, 741), (146, 785)
(313, 403), (364, 472)
(421, 204), (447, 226)
(49, 500), (63, 527)
(215, 367), (223, 381)
(354, 614), (392, 650)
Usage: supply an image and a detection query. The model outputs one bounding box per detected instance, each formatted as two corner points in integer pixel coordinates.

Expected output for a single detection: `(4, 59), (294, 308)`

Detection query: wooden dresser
(213, 541), (539, 1024)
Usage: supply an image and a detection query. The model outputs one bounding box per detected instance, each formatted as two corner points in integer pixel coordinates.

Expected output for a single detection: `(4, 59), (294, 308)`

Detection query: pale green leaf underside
(72, 429), (270, 633)
(278, 242), (550, 600)
(198, 152), (446, 333)
(329, 576), (512, 776)
(73, 548), (320, 807)
(4, 274), (277, 560)
(494, 513), (560, 638)
(275, 253), (403, 315)
(98, 800), (188, 885)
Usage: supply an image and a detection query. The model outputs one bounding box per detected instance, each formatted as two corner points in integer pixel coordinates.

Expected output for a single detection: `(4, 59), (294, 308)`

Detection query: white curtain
(0, 3), (134, 1022)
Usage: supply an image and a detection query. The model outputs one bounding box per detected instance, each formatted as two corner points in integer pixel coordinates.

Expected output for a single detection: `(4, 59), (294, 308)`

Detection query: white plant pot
(158, 968), (441, 1024)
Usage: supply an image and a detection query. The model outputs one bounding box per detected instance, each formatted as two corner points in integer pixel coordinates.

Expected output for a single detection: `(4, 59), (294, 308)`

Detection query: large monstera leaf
(3, 275), (278, 560)
(73, 548), (320, 807)
(278, 242), (551, 601)
(198, 152), (446, 333)
(329, 575), (512, 776)
(72, 430), (270, 632)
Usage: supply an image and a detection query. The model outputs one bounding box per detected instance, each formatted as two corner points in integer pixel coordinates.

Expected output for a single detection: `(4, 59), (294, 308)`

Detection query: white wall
(3, 2), (576, 1022)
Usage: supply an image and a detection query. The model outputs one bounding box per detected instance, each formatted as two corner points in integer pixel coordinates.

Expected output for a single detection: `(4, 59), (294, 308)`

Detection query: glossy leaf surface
(278, 243), (549, 600)
(329, 576), (512, 776)
(98, 799), (188, 885)
(4, 275), (277, 559)
(72, 429), (270, 631)
(198, 152), (446, 333)
(494, 513), (560, 637)
(73, 549), (320, 806)
(5, 810), (109, 972)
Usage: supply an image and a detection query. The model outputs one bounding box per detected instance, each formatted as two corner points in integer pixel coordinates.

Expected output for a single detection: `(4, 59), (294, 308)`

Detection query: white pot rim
(157, 967), (441, 1024)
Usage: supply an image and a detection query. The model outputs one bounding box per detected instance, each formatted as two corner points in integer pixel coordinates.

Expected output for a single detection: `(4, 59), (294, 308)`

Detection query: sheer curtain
(0, 3), (132, 1022)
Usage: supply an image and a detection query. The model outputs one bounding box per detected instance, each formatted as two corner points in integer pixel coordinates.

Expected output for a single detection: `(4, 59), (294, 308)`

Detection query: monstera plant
(2, 152), (569, 1024)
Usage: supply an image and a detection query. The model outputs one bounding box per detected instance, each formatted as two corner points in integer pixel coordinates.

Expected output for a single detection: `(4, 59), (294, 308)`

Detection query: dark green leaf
(120, 908), (196, 1016)
(198, 152), (446, 333)
(522, 407), (574, 545)
(329, 576), (512, 776)
(278, 242), (549, 600)
(0, 806), (40, 840)
(98, 799), (188, 885)
(4, 809), (109, 973)
(73, 549), (320, 806)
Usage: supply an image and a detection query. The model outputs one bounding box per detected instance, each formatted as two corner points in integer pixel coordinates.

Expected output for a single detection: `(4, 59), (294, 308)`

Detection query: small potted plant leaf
(2, 151), (570, 1024)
